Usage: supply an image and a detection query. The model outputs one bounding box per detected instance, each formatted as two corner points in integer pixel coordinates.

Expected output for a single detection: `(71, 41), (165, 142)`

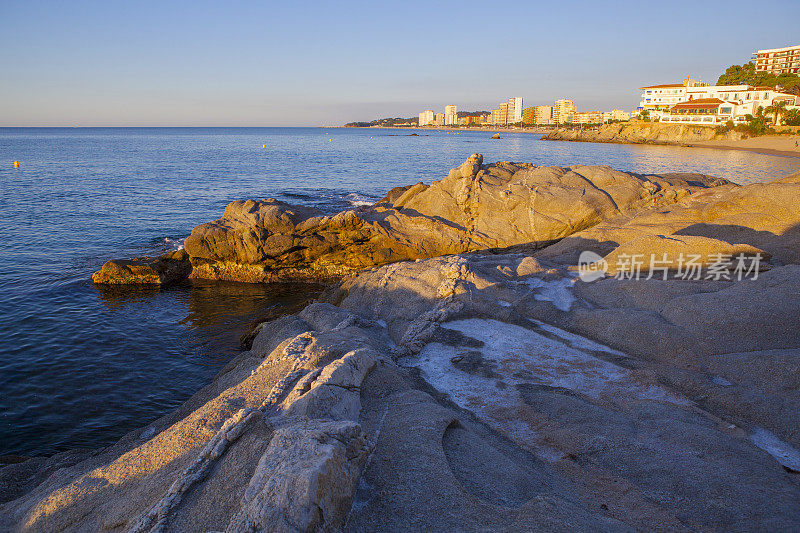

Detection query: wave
(163, 237), (185, 251)
(148, 236), (185, 253)
(277, 189), (379, 214)
(344, 192), (377, 207)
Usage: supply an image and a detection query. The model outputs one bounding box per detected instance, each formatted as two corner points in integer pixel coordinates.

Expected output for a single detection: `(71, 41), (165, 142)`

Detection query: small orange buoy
(262, 144), (266, 148)
(13, 161), (20, 168)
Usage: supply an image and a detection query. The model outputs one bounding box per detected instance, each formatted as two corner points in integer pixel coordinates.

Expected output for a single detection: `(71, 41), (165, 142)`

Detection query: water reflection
(0, 281), (321, 457)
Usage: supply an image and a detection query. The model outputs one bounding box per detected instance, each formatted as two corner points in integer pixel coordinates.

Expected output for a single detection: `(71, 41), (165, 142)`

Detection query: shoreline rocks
(8, 243), (800, 530)
(5, 162), (800, 531)
(93, 154), (728, 286)
(92, 249), (191, 285)
(542, 121), (745, 145)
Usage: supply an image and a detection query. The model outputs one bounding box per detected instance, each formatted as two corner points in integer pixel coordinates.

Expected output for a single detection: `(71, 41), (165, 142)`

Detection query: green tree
(783, 108), (800, 126)
(717, 62), (756, 85)
(764, 100), (789, 125)
(716, 62), (800, 93)
(736, 113), (772, 136)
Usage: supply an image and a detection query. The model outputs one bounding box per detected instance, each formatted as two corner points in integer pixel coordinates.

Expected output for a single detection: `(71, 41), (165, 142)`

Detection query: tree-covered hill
(344, 117), (419, 128)
(717, 62), (800, 94)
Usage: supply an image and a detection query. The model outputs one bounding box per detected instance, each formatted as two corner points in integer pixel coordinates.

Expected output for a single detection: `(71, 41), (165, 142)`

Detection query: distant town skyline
(1, 0), (799, 126)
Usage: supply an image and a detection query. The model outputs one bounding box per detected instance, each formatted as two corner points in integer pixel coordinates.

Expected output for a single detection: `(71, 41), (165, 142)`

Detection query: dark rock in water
(407, 133), (419, 136)
(92, 249), (191, 285)
(491, 133), (501, 139)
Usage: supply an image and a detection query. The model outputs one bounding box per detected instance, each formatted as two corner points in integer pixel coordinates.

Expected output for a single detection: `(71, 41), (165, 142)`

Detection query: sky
(1, 0), (799, 126)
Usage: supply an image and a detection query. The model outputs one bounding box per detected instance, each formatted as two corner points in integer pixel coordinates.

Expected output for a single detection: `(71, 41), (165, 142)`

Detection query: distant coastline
(342, 123), (800, 158)
(338, 125), (552, 134)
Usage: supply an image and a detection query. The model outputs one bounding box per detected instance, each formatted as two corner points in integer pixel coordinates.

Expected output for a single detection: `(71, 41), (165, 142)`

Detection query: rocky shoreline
(543, 122), (800, 158)
(4, 156), (800, 531)
(542, 121), (745, 145)
(92, 154), (728, 286)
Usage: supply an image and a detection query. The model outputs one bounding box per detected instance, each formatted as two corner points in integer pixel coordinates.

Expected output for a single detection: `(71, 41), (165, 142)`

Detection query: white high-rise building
(444, 104), (458, 126)
(418, 110), (435, 126)
(508, 97), (523, 124)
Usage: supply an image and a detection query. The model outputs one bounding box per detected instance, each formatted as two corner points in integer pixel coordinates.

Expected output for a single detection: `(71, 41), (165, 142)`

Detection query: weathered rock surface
(8, 233), (800, 530)
(94, 154), (727, 284)
(14, 165), (800, 531)
(542, 121), (745, 144)
(539, 171), (800, 267)
(599, 234), (768, 276)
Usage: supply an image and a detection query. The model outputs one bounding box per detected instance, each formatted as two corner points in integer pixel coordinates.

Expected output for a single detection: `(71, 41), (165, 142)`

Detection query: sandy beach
(691, 134), (800, 158)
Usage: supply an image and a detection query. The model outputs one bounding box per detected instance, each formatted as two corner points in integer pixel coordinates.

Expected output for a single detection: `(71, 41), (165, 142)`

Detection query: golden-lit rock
(92, 249), (191, 285)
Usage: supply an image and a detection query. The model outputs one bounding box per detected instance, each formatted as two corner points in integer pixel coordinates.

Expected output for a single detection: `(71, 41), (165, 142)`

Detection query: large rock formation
(538, 171), (800, 266)
(542, 121), (745, 145)
(6, 169), (800, 531)
(7, 235), (800, 530)
(93, 154), (728, 284)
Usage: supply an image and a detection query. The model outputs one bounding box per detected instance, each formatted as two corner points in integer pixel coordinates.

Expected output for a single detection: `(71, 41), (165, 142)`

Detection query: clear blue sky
(1, 0), (798, 126)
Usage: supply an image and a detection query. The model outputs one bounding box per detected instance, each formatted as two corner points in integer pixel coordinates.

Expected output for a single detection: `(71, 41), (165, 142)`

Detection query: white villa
(638, 76), (798, 125)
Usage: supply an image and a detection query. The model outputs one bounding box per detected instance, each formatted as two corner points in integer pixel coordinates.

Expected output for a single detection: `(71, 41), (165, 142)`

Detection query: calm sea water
(1, 127), (799, 458)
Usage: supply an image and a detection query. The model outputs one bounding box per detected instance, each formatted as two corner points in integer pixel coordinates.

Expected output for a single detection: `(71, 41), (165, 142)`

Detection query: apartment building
(534, 105), (553, 125)
(638, 76), (706, 112)
(603, 109), (631, 122)
(571, 111), (604, 125)
(553, 99), (576, 124)
(418, 110), (434, 126)
(508, 97), (523, 124)
(752, 45), (800, 75)
(522, 107), (535, 124)
(485, 97), (523, 125)
(444, 105), (458, 125)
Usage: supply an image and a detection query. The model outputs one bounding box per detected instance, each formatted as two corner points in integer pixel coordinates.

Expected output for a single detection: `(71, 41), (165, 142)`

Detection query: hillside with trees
(716, 62), (800, 94)
(344, 117), (418, 127)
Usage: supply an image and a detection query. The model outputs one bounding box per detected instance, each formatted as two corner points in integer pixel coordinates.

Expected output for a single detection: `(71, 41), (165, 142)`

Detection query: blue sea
(1, 127), (799, 458)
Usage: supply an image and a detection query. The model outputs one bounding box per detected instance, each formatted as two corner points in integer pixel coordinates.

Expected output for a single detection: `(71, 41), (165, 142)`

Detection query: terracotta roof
(639, 83), (684, 89)
(671, 98), (728, 110)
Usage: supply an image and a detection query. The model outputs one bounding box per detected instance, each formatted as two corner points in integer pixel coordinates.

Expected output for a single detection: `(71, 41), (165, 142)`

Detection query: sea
(1, 127), (799, 458)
